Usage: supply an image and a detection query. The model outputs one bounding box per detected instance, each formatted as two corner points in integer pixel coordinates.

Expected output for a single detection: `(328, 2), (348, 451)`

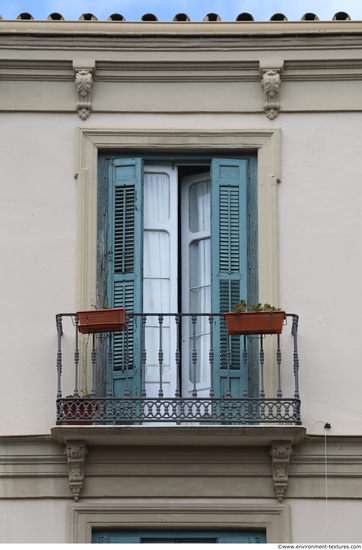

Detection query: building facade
(1, 13), (362, 543)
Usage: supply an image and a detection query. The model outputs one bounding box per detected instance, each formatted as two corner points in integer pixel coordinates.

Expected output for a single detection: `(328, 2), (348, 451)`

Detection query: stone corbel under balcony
(65, 440), (88, 501)
(73, 59), (95, 120)
(260, 58), (284, 120)
(270, 440), (293, 502)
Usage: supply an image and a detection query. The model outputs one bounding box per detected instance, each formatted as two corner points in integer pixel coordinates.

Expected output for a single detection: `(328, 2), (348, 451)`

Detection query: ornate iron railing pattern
(55, 312), (301, 425)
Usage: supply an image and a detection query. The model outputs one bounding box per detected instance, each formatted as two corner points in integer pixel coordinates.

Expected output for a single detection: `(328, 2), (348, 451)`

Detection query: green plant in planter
(91, 294), (109, 310)
(232, 299), (281, 314)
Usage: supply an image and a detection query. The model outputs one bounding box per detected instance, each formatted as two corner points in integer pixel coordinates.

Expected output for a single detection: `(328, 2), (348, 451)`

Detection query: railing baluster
(243, 335), (248, 398)
(259, 335), (265, 399)
(226, 332), (231, 398)
(124, 314), (130, 398)
(191, 314), (197, 398)
(107, 333), (113, 398)
(277, 334), (282, 398)
(141, 314), (147, 398)
(91, 333), (96, 398)
(74, 316), (79, 397)
(56, 315), (63, 399)
(208, 314), (214, 398)
(175, 315), (181, 398)
(158, 314), (164, 398)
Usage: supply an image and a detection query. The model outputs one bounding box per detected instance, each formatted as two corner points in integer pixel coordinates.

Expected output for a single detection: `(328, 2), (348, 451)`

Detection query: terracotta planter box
(76, 308), (126, 334)
(223, 311), (286, 335)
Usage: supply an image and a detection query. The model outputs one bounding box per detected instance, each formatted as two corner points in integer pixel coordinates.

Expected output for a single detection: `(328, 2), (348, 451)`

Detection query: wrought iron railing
(55, 312), (301, 425)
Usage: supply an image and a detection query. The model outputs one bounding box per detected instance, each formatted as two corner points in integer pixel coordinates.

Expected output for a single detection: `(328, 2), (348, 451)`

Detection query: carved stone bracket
(73, 59), (95, 120)
(65, 440), (88, 501)
(260, 58), (284, 120)
(270, 441), (293, 502)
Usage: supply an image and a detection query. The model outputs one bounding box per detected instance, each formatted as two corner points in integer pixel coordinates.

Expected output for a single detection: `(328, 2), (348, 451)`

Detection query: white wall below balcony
(0, 111), (361, 436)
(0, 497), (361, 543)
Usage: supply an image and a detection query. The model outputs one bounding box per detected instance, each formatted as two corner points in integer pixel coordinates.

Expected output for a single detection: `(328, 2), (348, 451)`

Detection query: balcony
(54, 312), (301, 427)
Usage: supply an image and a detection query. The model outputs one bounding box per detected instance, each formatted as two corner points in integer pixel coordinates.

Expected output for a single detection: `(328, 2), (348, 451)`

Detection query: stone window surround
(74, 126), (281, 398)
(69, 500), (290, 543)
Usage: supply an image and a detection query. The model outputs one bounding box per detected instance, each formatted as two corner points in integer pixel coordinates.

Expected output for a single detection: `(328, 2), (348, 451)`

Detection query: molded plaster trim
(2, 59), (362, 85)
(69, 500), (291, 543)
(74, 127), (281, 397)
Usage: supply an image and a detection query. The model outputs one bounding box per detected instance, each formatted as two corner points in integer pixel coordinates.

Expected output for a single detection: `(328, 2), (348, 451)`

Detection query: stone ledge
(51, 424), (306, 447)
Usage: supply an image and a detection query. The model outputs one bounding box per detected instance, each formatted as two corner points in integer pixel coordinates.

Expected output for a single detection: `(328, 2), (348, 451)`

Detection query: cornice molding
(0, 20), (362, 36)
(1, 58), (362, 85)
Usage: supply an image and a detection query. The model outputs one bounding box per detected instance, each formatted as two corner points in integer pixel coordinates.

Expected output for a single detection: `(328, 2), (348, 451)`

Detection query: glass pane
(144, 172), (170, 223)
(190, 286), (211, 316)
(189, 239), (211, 290)
(189, 180), (210, 232)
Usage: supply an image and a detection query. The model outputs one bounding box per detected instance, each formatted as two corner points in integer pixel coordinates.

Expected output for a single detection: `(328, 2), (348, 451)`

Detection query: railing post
(276, 334), (282, 398)
(208, 314), (214, 398)
(175, 314), (181, 398)
(191, 314), (198, 398)
(124, 314), (130, 398)
(91, 333), (96, 398)
(292, 315), (300, 399)
(74, 316), (79, 397)
(259, 335), (265, 398)
(107, 333), (113, 398)
(158, 314), (164, 398)
(56, 314), (63, 399)
(226, 332), (231, 398)
(141, 314), (147, 398)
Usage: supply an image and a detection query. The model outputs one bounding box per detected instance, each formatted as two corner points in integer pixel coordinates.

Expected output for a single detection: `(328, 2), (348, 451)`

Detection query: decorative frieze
(73, 59), (95, 120)
(260, 58), (284, 120)
(65, 440), (88, 501)
(270, 441), (293, 502)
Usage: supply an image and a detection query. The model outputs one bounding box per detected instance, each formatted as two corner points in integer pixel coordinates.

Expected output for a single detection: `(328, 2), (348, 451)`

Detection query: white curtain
(143, 172), (171, 372)
(144, 172), (170, 223)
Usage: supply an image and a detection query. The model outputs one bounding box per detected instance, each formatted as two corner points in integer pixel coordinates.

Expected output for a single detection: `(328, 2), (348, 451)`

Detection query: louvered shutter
(108, 158), (143, 398)
(211, 159), (248, 398)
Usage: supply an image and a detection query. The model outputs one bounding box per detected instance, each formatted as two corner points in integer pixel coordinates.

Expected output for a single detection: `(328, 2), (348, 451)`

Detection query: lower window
(92, 529), (266, 544)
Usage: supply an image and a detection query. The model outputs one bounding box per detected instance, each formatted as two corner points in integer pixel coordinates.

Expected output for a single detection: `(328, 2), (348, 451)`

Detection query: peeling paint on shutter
(109, 158), (143, 397)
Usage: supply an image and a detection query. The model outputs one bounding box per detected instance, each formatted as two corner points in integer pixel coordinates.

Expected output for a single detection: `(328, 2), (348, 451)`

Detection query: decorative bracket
(73, 59), (95, 120)
(260, 58), (284, 120)
(270, 441), (293, 502)
(65, 440), (88, 501)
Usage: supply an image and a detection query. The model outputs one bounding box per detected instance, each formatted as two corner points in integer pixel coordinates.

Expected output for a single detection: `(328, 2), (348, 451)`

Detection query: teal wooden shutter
(108, 158), (143, 398)
(211, 158), (248, 398)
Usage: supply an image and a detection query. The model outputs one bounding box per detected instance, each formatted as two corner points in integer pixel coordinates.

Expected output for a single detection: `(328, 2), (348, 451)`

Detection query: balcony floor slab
(51, 425), (306, 447)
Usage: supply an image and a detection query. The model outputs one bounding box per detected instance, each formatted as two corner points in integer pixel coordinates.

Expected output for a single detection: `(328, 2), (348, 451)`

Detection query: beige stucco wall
(1, 111), (362, 436)
(0, 497), (361, 543)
